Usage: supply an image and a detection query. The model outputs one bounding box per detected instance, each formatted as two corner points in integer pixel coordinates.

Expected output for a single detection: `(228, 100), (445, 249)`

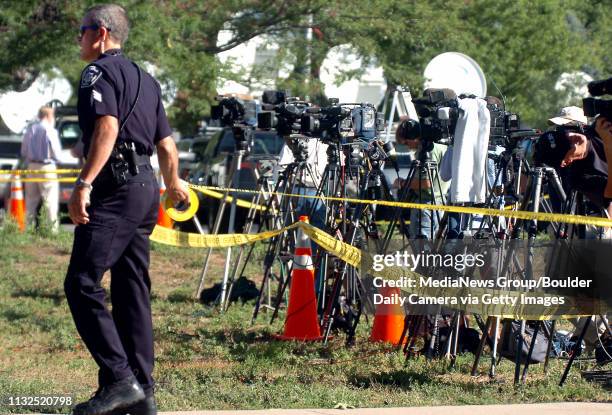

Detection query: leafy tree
(457, 0), (590, 128)
(0, 0), (608, 132)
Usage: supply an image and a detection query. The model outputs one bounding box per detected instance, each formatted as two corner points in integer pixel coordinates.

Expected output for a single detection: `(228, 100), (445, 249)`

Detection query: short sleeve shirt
(77, 49), (172, 157)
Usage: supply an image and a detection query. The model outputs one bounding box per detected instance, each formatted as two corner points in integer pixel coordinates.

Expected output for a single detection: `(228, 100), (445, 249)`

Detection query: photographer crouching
(554, 98), (612, 221)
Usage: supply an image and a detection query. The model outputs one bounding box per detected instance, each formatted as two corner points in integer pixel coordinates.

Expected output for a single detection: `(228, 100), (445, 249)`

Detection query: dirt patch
(158, 358), (234, 371)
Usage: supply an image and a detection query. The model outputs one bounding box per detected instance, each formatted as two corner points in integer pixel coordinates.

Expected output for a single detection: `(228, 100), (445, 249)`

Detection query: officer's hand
(561, 133), (588, 168)
(68, 187), (91, 225)
(167, 180), (189, 206)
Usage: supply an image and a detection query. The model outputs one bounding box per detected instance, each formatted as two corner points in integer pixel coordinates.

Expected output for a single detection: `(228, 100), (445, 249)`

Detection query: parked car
(54, 108), (82, 212)
(188, 127), (284, 231)
(176, 137), (196, 180)
(0, 134), (23, 209)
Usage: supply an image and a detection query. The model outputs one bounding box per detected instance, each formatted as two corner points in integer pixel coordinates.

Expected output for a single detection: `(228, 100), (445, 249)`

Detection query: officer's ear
(98, 26), (110, 42)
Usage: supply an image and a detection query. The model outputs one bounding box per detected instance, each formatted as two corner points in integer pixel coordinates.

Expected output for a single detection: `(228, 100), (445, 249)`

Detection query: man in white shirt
(20, 106), (62, 231)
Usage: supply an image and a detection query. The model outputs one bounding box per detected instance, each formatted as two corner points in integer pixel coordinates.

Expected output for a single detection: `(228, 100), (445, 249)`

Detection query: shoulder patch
(80, 65), (103, 88)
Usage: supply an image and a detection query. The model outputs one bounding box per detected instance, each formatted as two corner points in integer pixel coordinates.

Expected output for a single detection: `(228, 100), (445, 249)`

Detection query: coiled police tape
(163, 188), (200, 222)
(187, 184), (612, 228)
(150, 221), (600, 320)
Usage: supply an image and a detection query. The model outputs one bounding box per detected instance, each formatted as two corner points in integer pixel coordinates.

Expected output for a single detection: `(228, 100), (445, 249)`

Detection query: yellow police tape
(188, 184), (612, 228)
(150, 221), (601, 320)
(0, 177), (78, 183)
(151, 221), (299, 248)
(1, 169), (610, 228)
(0, 169), (80, 175)
(163, 188), (200, 222)
(197, 188), (267, 211)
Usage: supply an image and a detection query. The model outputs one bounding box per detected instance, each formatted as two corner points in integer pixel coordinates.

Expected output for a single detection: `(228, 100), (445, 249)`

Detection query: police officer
(64, 4), (188, 415)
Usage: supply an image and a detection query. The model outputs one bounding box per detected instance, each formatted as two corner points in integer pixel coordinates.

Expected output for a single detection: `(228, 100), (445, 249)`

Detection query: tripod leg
(225, 180), (276, 311)
(559, 316), (591, 386)
(405, 315), (424, 362)
(445, 313), (458, 358)
(490, 316), (500, 378)
(471, 316), (492, 376)
(218, 149), (249, 310)
(543, 320), (556, 374)
(397, 314), (411, 351)
(450, 312), (462, 368)
(270, 268), (292, 325)
(251, 168), (296, 321)
(514, 320), (526, 385)
(425, 313), (440, 360)
(382, 161), (419, 252)
(195, 155), (240, 299)
(521, 321), (541, 383)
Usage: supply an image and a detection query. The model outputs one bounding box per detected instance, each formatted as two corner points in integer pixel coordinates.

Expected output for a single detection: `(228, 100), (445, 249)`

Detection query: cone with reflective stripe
(275, 216), (323, 341)
(8, 174), (25, 231)
(157, 177), (173, 228)
(369, 286), (407, 345)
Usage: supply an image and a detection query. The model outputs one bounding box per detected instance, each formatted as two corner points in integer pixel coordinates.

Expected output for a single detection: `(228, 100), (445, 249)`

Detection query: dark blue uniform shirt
(77, 49), (172, 157)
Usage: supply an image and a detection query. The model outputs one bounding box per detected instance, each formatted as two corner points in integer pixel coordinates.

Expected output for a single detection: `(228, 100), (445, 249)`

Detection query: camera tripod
(220, 156), (281, 312)
(377, 146), (451, 358)
(468, 161), (601, 382)
(240, 137), (322, 324)
(195, 127), (252, 308)
(381, 146), (446, 251)
(318, 140), (397, 345)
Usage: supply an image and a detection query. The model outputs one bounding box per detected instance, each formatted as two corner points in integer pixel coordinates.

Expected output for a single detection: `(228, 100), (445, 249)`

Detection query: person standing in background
(20, 106), (62, 232)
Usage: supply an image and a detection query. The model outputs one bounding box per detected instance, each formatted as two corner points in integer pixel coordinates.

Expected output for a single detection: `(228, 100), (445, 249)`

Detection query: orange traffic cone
(370, 286), (407, 345)
(275, 216), (323, 341)
(157, 177), (173, 228)
(8, 174), (25, 231)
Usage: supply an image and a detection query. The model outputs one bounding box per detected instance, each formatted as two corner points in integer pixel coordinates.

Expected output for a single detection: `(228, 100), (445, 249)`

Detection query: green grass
(0, 222), (609, 414)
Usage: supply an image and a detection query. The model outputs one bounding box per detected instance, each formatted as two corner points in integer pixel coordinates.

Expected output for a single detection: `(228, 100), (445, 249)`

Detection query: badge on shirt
(80, 65), (102, 88)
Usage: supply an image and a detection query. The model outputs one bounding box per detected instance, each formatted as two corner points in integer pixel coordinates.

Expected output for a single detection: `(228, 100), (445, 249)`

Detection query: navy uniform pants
(64, 166), (159, 393)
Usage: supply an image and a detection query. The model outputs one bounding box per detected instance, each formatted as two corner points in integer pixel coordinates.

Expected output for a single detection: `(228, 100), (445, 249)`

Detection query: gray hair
(85, 4), (129, 45)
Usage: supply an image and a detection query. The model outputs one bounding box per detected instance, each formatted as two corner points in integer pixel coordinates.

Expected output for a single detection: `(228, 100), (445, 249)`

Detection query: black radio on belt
(109, 141), (139, 186)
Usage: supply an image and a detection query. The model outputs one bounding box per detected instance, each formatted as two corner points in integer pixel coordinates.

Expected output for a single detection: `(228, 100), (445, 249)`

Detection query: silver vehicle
(54, 110), (82, 211)
(188, 127), (284, 231)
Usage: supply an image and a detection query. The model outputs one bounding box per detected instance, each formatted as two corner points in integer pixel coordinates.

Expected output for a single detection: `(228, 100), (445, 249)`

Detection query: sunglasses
(77, 24), (110, 41)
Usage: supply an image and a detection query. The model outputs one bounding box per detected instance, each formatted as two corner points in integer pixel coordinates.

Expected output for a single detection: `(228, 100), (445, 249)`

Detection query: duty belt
(132, 153), (151, 166)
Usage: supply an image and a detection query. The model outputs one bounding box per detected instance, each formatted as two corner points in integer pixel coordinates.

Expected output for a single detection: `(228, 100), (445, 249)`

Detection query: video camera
(257, 90), (312, 136)
(211, 96), (256, 127)
(486, 99), (540, 148)
(412, 88), (460, 143)
(258, 90), (385, 142)
(211, 96), (256, 151)
(302, 102), (385, 143)
(583, 77), (612, 119)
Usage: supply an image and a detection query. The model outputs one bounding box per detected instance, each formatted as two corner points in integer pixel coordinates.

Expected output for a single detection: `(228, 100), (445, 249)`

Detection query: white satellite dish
(423, 52), (487, 97)
(0, 68), (72, 133)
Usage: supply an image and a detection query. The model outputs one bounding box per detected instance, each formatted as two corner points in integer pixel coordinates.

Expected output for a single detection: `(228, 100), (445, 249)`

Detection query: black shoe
(72, 376), (145, 415)
(113, 394), (157, 415)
